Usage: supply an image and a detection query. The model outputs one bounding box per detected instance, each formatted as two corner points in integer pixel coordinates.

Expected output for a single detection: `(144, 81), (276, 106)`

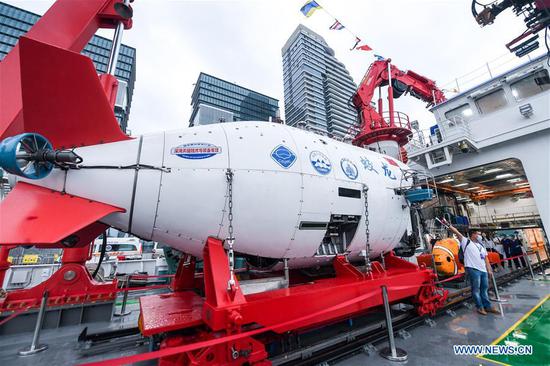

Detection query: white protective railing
(470, 204), (541, 226)
(406, 115), (474, 153)
(439, 49), (545, 95)
(0, 180), (10, 200)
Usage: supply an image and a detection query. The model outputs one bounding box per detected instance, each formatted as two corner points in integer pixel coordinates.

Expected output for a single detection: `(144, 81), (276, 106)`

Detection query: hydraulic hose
(92, 231), (108, 279)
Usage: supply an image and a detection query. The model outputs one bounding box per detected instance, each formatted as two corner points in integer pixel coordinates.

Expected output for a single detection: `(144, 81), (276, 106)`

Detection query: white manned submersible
(0, 122), (414, 269)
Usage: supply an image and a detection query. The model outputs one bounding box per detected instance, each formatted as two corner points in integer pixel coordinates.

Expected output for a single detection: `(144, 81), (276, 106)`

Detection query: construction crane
(471, 0), (550, 57)
(350, 58), (446, 162)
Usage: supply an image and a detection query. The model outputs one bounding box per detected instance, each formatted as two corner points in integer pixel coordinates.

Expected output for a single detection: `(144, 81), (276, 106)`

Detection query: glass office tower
(190, 72), (279, 127)
(0, 2), (136, 133)
(282, 24), (357, 140)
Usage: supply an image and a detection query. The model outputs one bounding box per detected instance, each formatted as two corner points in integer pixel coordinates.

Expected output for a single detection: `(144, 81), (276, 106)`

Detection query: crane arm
(352, 60), (446, 111)
(471, 0), (550, 56)
(472, 0), (515, 26)
(350, 59), (445, 149)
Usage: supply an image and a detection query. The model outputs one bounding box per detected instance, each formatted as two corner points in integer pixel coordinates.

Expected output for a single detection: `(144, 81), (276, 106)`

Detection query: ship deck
(0, 268), (548, 366)
(338, 271), (549, 366)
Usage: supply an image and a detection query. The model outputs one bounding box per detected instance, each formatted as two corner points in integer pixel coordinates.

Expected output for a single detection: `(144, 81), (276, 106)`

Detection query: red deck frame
(137, 237), (447, 365)
(0, 227), (118, 313)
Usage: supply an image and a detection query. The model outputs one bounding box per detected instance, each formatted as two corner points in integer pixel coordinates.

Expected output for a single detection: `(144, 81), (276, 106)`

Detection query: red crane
(351, 58), (446, 159)
(472, 0), (550, 57)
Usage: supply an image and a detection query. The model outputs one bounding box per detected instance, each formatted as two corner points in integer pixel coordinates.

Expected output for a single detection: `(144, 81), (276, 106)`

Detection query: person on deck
(443, 221), (500, 315)
(482, 232), (495, 252)
(501, 235), (514, 269)
(494, 235), (505, 262)
(511, 232), (527, 268)
(483, 232), (501, 272)
(492, 234), (506, 272)
(493, 235), (505, 260)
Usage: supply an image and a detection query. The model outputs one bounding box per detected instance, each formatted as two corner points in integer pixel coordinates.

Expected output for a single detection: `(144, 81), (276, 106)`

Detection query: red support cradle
(0, 222), (118, 313)
(137, 237), (447, 366)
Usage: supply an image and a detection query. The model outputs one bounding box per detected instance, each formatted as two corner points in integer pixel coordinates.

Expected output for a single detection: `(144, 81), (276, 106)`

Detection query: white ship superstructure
(407, 54), (550, 231)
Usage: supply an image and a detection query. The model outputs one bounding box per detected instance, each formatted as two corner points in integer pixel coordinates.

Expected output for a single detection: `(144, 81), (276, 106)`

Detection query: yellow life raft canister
(432, 238), (464, 277)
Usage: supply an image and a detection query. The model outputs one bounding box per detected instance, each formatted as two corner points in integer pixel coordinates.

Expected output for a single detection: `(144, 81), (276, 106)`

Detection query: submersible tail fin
(0, 36), (131, 149)
(0, 0), (132, 247)
(0, 182), (124, 246)
(0, 0), (133, 149)
(0, 38), (128, 246)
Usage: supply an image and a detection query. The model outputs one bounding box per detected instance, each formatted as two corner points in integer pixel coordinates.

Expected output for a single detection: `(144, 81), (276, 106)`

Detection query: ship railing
(338, 111), (411, 144)
(0, 184), (9, 200)
(424, 218), (449, 238)
(439, 49), (545, 95)
(406, 116), (474, 154)
(0, 171), (10, 200)
(7, 254), (61, 266)
(340, 122), (362, 143)
(296, 121), (330, 137)
(470, 208), (541, 227)
(381, 111), (411, 130)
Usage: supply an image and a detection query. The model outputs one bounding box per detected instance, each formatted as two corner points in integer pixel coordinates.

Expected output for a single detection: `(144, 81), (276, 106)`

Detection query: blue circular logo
(340, 158), (358, 180)
(310, 151), (332, 175)
(271, 145), (297, 169)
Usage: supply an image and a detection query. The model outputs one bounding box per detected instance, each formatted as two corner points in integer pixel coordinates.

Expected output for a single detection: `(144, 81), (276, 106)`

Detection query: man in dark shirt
(501, 235), (514, 269)
(511, 233), (527, 268)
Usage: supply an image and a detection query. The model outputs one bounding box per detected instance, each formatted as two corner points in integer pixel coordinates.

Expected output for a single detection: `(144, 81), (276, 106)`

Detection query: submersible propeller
(0, 133), (82, 179)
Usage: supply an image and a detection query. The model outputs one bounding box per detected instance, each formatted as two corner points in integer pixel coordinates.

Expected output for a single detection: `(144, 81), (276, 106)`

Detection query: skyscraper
(0, 2), (136, 133)
(282, 24), (357, 140)
(190, 72), (280, 127)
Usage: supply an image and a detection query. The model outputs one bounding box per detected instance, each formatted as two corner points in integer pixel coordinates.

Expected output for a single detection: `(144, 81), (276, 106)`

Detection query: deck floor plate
(139, 292), (204, 336)
(478, 294), (549, 366)
(337, 273), (550, 366)
(0, 273), (548, 365)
